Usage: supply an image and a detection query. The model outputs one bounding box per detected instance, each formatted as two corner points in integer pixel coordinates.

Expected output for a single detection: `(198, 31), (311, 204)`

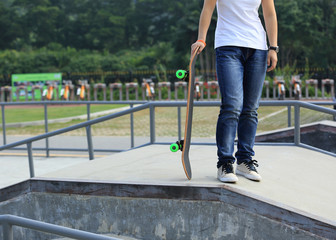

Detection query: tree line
(0, 0), (335, 82)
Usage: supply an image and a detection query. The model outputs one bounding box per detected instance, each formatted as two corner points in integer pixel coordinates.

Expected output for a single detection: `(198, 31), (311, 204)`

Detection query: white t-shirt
(215, 0), (268, 50)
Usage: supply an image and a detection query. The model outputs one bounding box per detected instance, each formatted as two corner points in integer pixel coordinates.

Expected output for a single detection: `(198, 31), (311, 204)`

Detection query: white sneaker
(217, 163), (238, 183)
(236, 160), (262, 181)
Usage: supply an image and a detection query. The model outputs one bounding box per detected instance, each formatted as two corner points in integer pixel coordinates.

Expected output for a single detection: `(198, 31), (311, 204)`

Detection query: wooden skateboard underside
(181, 47), (199, 180)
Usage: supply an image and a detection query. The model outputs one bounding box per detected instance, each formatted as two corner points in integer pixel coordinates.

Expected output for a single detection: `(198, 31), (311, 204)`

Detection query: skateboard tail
(181, 152), (192, 180)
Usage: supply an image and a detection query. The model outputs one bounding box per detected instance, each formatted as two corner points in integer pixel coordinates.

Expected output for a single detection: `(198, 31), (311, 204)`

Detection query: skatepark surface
(34, 144), (336, 224)
(1, 142), (336, 239)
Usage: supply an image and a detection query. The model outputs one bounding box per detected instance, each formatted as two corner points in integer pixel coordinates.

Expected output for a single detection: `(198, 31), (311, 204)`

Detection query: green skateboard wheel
(170, 143), (179, 152)
(176, 70), (187, 79)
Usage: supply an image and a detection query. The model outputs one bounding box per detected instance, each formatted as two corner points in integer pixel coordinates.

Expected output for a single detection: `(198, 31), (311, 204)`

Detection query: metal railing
(1, 101), (147, 155)
(0, 100), (335, 179)
(0, 214), (120, 240)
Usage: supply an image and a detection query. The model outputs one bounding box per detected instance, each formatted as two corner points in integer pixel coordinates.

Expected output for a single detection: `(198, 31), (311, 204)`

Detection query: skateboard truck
(171, 70), (189, 153)
(170, 140), (184, 152)
(176, 70), (189, 81)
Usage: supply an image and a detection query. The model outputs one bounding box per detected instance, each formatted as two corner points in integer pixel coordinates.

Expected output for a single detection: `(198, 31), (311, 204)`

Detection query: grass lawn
(0, 104), (333, 137)
(1, 104), (126, 123)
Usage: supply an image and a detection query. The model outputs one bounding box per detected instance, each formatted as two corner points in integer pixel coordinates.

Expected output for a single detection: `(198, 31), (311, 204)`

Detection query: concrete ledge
(1, 178), (335, 240)
(256, 120), (336, 153)
(1, 144), (336, 239)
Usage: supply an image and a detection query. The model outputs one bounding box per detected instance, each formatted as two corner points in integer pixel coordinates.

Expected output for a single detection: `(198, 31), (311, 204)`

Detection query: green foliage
(0, 0), (335, 77)
(154, 64), (168, 82)
(302, 58), (312, 80)
(274, 63), (298, 85)
(274, 0), (336, 68)
(0, 43), (177, 75)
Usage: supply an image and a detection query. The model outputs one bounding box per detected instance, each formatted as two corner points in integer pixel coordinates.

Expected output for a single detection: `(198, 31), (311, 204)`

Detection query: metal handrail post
(178, 106), (182, 140)
(86, 104), (93, 158)
(3, 222), (13, 240)
(27, 142), (35, 178)
(1, 105), (6, 145)
(130, 104), (134, 148)
(87, 103), (91, 120)
(287, 106), (292, 127)
(86, 126), (94, 160)
(294, 103), (301, 146)
(44, 103), (50, 157)
(149, 104), (155, 144)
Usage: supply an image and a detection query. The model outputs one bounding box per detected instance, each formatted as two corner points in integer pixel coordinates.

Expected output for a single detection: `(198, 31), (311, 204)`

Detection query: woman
(191, 0), (278, 183)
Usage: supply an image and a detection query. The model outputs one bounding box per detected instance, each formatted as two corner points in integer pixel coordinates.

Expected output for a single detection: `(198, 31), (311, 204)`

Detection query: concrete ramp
(1, 144), (336, 239)
(40, 144), (336, 222)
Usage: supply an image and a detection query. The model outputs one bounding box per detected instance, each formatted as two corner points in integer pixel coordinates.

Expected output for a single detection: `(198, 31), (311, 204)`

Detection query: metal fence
(0, 214), (120, 240)
(0, 100), (336, 179)
(1, 76), (335, 102)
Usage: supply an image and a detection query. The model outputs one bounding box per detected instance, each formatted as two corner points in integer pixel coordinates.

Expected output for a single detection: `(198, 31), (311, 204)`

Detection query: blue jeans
(215, 46), (267, 167)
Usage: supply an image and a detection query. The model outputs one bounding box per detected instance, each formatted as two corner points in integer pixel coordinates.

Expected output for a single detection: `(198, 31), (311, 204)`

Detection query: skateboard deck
(79, 84), (85, 100)
(170, 46), (200, 180)
(46, 85), (53, 100)
(145, 82), (152, 97)
(63, 85), (69, 100)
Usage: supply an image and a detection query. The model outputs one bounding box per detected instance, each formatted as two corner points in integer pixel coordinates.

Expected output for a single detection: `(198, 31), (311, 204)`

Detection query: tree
(0, 1), (22, 49)
(1, 0), (336, 76)
(274, 0), (336, 68)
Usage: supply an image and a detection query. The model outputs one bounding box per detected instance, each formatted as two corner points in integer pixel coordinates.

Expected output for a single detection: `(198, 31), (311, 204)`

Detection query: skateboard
(292, 75), (301, 100)
(143, 79), (155, 100)
(77, 84), (85, 100)
(170, 46), (200, 180)
(44, 84), (54, 100)
(61, 85), (70, 100)
(79, 84), (85, 100)
(274, 76), (285, 100)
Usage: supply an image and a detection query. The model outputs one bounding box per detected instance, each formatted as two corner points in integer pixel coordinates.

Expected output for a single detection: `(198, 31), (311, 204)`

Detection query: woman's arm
(191, 0), (217, 54)
(262, 0), (278, 72)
